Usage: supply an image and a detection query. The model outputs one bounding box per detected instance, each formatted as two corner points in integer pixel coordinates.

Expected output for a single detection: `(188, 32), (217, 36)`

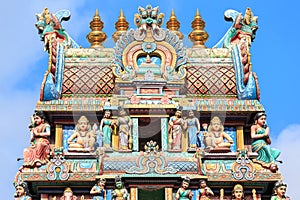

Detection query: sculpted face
(182, 181), (189, 189)
(188, 111), (194, 117)
(257, 115), (266, 126)
(34, 115), (43, 126)
(234, 189), (243, 199)
(104, 111), (111, 118)
(175, 111), (182, 117)
(212, 121), (221, 131)
(276, 186), (286, 197)
(78, 121), (88, 131)
(200, 181), (207, 188)
(16, 186), (25, 197)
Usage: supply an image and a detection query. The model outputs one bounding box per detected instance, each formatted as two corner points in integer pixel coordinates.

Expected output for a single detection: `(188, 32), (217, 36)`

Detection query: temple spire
(86, 9), (107, 48)
(166, 9), (183, 39)
(188, 8), (209, 48)
(112, 9), (129, 42)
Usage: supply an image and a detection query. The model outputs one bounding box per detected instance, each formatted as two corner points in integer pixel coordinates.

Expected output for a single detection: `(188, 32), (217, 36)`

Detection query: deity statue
(251, 112), (281, 172)
(196, 180), (214, 200)
(168, 110), (186, 150)
(271, 181), (290, 200)
(185, 110), (200, 149)
(67, 116), (97, 151)
(196, 179), (214, 200)
(60, 187), (77, 200)
(175, 177), (193, 200)
(14, 181), (32, 200)
(99, 110), (115, 149)
(117, 109), (132, 151)
(111, 176), (129, 200)
(203, 116), (233, 152)
(232, 184), (244, 200)
(23, 111), (51, 168)
(90, 178), (106, 200)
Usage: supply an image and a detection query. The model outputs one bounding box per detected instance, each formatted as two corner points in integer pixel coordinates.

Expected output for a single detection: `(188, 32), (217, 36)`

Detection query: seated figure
(23, 111), (51, 168)
(204, 116), (233, 152)
(68, 116), (96, 152)
(60, 187), (77, 200)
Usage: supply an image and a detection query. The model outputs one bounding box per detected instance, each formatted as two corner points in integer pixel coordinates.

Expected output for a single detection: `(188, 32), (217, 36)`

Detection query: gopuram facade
(13, 5), (289, 200)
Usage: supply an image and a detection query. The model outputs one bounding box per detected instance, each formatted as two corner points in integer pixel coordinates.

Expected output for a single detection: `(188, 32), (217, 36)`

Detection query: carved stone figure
(90, 178), (106, 200)
(117, 109), (132, 151)
(185, 110), (200, 149)
(232, 184), (244, 200)
(60, 187), (77, 200)
(176, 177), (193, 200)
(14, 181), (32, 200)
(23, 111), (51, 168)
(111, 176), (129, 200)
(204, 116), (233, 152)
(99, 110), (115, 149)
(169, 110), (186, 150)
(68, 116), (96, 151)
(271, 181), (290, 200)
(196, 180), (214, 200)
(251, 112), (281, 172)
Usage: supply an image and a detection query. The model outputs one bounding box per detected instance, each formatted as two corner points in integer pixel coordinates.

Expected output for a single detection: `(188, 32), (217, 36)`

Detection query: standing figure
(112, 176), (129, 200)
(232, 184), (244, 200)
(185, 110), (200, 149)
(204, 116), (233, 152)
(60, 187), (77, 200)
(271, 181), (290, 200)
(117, 109), (132, 150)
(14, 181), (32, 200)
(90, 178), (106, 200)
(176, 177), (193, 200)
(23, 111), (51, 168)
(68, 116), (96, 151)
(196, 180), (214, 200)
(251, 112), (280, 171)
(169, 110), (186, 150)
(99, 110), (115, 149)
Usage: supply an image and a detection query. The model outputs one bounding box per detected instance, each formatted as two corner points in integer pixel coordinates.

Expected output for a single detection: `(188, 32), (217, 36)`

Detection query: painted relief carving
(251, 112), (281, 172)
(23, 111), (51, 168)
(68, 116), (97, 152)
(203, 116), (233, 152)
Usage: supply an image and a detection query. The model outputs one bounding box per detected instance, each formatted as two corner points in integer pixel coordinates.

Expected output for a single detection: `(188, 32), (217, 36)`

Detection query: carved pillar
(236, 126), (244, 150)
(161, 118), (169, 151)
(182, 129), (188, 152)
(130, 187), (138, 200)
(165, 188), (173, 200)
(55, 124), (63, 148)
(132, 118), (139, 151)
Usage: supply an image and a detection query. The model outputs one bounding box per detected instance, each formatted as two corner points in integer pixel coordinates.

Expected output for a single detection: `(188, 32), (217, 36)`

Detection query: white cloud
(272, 124), (300, 199)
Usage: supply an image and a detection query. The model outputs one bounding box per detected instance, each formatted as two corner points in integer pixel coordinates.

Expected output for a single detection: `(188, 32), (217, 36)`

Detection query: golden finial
(188, 8), (209, 48)
(112, 9), (129, 42)
(86, 9), (107, 48)
(166, 9), (183, 39)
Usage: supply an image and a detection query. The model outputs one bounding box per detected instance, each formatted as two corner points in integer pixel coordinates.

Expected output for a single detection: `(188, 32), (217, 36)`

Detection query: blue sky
(0, 0), (299, 199)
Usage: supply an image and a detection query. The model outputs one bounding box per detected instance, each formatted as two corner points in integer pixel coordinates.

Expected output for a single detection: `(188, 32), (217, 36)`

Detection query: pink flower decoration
(202, 123), (208, 130)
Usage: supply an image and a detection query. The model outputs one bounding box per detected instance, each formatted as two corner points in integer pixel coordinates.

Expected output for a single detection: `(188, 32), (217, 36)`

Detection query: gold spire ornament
(188, 9), (209, 48)
(86, 9), (107, 48)
(112, 9), (129, 42)
(166, 9), (183, 40)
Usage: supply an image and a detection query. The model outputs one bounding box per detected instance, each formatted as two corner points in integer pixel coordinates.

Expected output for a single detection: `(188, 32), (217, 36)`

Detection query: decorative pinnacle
(86, 9), (107, 48)
(188, 8), (209, 48)
(166, 9), (183, 39)
(112, 9), (129, 42)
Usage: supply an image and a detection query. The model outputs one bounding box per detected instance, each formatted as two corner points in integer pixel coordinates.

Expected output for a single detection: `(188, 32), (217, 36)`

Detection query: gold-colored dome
(188, 8), (209, 48)
(166, 9), (183, 40)
(86, 9), (107, 48)
(112, 9), (129, 42)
